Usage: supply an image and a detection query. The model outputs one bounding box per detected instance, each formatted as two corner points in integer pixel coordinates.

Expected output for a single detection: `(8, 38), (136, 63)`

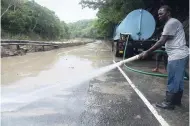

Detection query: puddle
(1, 54), (94, 112)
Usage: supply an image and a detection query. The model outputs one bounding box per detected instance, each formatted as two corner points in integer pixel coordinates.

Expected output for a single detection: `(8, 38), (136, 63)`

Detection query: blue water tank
(113, 9), (156, 41)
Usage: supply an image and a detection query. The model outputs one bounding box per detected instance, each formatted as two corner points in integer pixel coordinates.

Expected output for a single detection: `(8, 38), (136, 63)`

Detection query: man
(139, 5), (189, 110)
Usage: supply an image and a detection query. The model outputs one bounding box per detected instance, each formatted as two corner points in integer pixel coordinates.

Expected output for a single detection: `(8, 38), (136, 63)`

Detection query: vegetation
(68, 19), (99, 39)
(80, 0), (189, 40)
(1, 0), (188, 41)
(1, 0), (70, 40)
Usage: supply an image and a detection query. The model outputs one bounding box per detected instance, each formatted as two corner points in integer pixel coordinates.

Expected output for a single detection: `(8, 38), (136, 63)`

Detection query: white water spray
(1, 55), (139, 112)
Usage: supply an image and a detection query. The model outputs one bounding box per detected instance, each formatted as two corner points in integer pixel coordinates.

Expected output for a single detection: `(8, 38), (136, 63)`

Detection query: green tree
(1, 0), (71, 40)
(80, 0), (144, 38)
(68, 19), (98, 38)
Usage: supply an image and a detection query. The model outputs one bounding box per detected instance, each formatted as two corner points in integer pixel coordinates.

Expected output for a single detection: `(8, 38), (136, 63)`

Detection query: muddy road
(1, 40), (189, 126)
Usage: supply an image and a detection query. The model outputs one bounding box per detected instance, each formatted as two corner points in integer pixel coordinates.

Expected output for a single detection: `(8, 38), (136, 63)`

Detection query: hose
(122, 41), (188, 80)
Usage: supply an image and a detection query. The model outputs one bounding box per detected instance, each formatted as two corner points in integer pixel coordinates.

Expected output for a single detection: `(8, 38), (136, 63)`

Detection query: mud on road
(1, 40), (189, 126)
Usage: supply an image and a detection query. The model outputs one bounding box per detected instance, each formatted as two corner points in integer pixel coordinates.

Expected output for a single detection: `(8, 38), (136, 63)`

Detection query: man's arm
(140, 35), (171, 59)
(139, 19), (178, 58)
(146, 35), (169, 53)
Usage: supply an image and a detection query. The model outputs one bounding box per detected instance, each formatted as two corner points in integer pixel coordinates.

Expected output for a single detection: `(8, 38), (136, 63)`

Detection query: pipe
(123, 43), (188, 80)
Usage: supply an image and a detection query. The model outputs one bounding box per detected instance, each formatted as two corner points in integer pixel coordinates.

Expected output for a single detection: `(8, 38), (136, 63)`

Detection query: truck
(113, 9), (157, 58)
(113, 33), (157, 57)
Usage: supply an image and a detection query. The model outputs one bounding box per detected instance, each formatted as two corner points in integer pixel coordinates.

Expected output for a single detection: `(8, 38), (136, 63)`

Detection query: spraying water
(1, 55), (139, 112)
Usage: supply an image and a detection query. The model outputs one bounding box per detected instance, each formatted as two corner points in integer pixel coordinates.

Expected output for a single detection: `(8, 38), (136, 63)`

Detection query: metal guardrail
(0, 40), (72, 46)
(0, 39), (94, 48)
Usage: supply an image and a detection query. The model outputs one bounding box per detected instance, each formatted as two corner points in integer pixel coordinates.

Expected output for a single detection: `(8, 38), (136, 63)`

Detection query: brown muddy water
(1, 45), (95, 111)
(1, 41), (117, 112)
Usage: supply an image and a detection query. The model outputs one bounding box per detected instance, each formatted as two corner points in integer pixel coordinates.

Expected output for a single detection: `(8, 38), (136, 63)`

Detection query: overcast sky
(35, 0), (98, 23)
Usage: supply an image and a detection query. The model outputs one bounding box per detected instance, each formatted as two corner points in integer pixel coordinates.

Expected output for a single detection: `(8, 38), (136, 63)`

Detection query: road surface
(1, 40), (189, 126)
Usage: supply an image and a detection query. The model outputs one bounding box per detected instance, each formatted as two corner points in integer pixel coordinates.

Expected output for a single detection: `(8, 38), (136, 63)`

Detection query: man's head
(158, 5), (172, 22)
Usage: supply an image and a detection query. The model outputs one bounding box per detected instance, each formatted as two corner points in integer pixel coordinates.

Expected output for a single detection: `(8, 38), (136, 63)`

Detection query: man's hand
(139, 51), (149, 59)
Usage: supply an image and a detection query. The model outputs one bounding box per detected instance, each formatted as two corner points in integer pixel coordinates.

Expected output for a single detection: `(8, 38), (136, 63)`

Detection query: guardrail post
(16, 45), (20, 50)
(42, 45), (44, 51)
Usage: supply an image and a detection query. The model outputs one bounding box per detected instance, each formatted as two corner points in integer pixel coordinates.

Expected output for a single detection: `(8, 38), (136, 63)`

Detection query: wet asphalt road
(1, 40), (189, 126)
